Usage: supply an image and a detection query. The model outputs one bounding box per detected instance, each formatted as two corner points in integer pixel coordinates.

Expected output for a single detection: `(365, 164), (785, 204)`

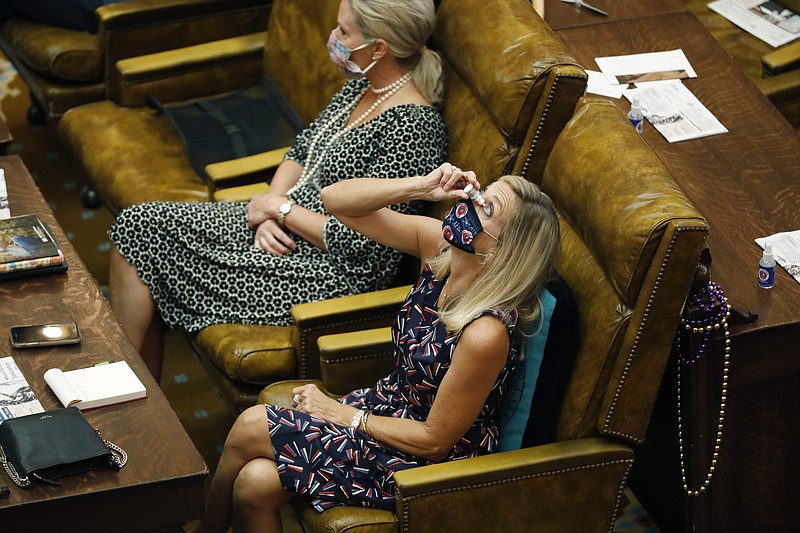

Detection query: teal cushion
(498, 277), (578, 451)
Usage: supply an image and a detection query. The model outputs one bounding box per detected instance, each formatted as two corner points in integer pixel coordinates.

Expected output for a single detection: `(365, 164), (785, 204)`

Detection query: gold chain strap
(0, 444), (32, 487)
(677, 293), (731, 496)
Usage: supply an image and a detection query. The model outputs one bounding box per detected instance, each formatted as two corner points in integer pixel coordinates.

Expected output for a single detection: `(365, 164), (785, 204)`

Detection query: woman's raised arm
(321, 163), (479, 258)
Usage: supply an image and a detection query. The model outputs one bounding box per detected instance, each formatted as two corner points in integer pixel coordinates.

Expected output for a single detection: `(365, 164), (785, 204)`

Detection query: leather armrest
(753, 70), (800, 127)
(394, 438), (634, 533)
(257, 379), (336, 407)
(317, 327), (395, 395)
(116, 32), (265, 83)
(763, 39), (800, 76)
(98, 0), (270, 105)
(112, 32), (265, 106)
(291, 285), (411, 380)
(206, 145), (289, 193)
(98, 0), (267, 30)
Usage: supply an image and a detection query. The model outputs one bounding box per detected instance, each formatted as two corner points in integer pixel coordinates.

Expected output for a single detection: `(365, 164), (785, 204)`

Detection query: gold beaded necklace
(676, 281), (731, 496)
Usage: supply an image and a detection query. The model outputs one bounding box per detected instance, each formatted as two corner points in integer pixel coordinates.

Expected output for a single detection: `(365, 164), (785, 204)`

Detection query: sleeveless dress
(108, 79), (447, 331)
(266, 265), (520, 511)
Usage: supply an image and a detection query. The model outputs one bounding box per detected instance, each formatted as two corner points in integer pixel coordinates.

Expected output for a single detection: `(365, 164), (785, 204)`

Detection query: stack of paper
(588, 49), (728, 143)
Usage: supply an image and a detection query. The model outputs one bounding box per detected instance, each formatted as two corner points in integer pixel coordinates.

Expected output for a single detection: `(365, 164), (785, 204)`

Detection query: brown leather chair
(686, 0), (800, 127)
(259, 98), (710, 532)
(59, 0), (587, 413)
(0, 0), (269, 124)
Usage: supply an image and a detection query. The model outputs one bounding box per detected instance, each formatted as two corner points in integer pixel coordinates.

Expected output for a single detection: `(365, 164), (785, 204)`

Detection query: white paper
(0, 357), (45, 424)
(43, 368), (83, 408)
(44, 361), (146, 410)
(623, 80), (728, 142)
(595, 49), (697, 85)
(755, 230), (800, 283)
(709, 0), (800, 48)
(0, 169), (9, 220)
(586, 70), (625, 98)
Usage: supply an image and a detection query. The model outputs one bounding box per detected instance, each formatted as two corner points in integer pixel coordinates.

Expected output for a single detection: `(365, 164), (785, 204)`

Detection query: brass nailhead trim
(398, 458), (633, 533)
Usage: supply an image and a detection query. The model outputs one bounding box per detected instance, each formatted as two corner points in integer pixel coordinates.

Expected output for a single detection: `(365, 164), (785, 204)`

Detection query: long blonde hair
(428, 176), (560, 333)
(350, 0), (443, 104)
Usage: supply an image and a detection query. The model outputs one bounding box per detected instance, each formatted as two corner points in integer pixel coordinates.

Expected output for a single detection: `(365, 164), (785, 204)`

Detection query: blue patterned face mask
(442, 200), (493, 254)
(327, 30), (376, 79)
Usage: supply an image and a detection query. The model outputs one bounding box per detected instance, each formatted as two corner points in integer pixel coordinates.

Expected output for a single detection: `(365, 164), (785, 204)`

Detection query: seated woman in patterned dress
(191, 164), (561, 532)
(107, 0), (447, 380)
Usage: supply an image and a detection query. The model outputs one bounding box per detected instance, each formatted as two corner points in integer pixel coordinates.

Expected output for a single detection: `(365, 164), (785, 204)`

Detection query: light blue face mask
(327, 30), (377, 79)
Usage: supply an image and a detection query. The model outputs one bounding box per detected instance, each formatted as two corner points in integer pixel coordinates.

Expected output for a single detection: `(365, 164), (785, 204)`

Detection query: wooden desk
(543, 0), (686, 30)
(0, 155), (208, 531)
(0, 121), (10, 155)
(553, 12), (800, 533)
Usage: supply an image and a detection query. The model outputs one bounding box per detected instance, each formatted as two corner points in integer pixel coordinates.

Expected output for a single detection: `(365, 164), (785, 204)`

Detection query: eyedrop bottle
(758, 241), (776, 289)
(628, 97), (644, 136)
(463, 183), (491, 214)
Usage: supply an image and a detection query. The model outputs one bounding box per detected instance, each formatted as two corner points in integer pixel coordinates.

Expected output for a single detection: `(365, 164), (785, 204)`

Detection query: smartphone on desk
(9, 322), (81, 348)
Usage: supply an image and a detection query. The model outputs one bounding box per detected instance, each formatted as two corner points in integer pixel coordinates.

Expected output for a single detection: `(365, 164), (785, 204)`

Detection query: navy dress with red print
(265, 264), (520, 511)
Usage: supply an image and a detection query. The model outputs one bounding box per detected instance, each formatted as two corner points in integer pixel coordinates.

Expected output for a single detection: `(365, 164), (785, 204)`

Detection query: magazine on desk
(0, 213), (66, 278)
(0, 357), (45, 424)
(709, 0), (800, 47)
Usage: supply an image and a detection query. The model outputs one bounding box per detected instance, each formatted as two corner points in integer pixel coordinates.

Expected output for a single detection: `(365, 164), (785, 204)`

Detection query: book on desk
(44, 361), (147, 410)
(0, 214), (67, 279)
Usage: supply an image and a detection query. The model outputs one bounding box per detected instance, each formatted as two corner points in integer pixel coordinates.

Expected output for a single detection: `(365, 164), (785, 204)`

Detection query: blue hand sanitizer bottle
(628, 97), (644, 136)
(758, 241), (776, 289)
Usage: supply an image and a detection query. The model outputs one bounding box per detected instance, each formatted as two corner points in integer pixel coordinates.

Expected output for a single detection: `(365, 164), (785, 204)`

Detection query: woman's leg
(193, 405), (290, 533)
(232, 458), (294, 532)
(109, 245), (163, 380)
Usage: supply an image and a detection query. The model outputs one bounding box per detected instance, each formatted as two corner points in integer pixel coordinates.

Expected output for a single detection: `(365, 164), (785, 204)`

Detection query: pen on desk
(94, 361), (110, 366)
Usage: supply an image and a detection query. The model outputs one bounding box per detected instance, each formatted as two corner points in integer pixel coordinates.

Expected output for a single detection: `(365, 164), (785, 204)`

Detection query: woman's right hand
(419, 163), (480, 202)
(253, 219), (297, 255)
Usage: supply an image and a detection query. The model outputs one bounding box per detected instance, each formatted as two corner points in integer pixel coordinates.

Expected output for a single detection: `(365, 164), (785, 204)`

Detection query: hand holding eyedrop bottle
(463, 183), (491, 215)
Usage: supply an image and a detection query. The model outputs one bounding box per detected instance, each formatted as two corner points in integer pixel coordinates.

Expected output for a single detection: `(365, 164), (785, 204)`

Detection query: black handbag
(147, 75), (303, 180)
(0, 407), (127, 487)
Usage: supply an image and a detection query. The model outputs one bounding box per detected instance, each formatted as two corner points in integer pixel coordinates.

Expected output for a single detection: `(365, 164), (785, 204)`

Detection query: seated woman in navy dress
(192, 164), (561, 532)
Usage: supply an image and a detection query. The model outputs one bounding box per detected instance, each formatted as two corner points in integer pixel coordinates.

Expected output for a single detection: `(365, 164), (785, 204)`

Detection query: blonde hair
(350, 0), (443, 104)
(428, 176), (561, 333)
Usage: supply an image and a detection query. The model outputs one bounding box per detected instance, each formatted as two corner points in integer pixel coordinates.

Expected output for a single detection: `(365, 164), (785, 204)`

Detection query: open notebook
(44, 361), (146, 410)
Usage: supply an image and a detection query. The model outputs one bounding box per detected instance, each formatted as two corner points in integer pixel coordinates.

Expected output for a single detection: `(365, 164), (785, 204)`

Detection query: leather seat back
(541, 98), (709, 444)
(430, 0), (586, 217)
(261, 0), (342, 127)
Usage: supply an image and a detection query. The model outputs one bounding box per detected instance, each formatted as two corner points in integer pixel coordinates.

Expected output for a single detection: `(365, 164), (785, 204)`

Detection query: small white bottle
(628, 97), (644, 136)
(463, 183), (491, 214)
(758, 241), (776, 289)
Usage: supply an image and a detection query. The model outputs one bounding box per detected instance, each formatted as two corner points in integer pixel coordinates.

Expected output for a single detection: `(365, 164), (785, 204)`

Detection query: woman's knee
(225, 405), (272, 457)
(233, 458), (290, 512)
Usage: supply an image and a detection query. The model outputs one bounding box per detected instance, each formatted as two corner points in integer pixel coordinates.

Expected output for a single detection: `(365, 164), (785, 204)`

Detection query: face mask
(442, 200), (495, 254)
(327, 30), (377, 79)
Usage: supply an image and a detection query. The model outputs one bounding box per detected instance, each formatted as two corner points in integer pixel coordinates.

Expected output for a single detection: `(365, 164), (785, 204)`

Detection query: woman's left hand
(420, 163), (479, 202)
(291, 383), (354, 426)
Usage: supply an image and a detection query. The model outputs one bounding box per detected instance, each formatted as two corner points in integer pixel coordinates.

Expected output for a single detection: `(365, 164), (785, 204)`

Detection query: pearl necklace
(371, 71), (413, 94)
(286, 72), (413, 197)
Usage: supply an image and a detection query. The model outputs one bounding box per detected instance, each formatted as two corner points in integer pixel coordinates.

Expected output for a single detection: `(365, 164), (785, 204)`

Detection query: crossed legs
(193, 405), (295, 533)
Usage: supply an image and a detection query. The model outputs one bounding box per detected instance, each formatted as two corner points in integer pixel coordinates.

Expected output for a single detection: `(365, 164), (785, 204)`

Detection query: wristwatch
(277, 200), (293, 225)
(349, 409), (366, 430)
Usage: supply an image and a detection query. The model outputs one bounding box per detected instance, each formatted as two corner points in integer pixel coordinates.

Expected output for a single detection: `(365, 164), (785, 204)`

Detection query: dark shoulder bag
(147, 75), (304, 180)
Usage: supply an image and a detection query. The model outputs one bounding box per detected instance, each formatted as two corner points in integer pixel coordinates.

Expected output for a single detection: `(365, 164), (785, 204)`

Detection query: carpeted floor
(0, 53), (659, 532)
